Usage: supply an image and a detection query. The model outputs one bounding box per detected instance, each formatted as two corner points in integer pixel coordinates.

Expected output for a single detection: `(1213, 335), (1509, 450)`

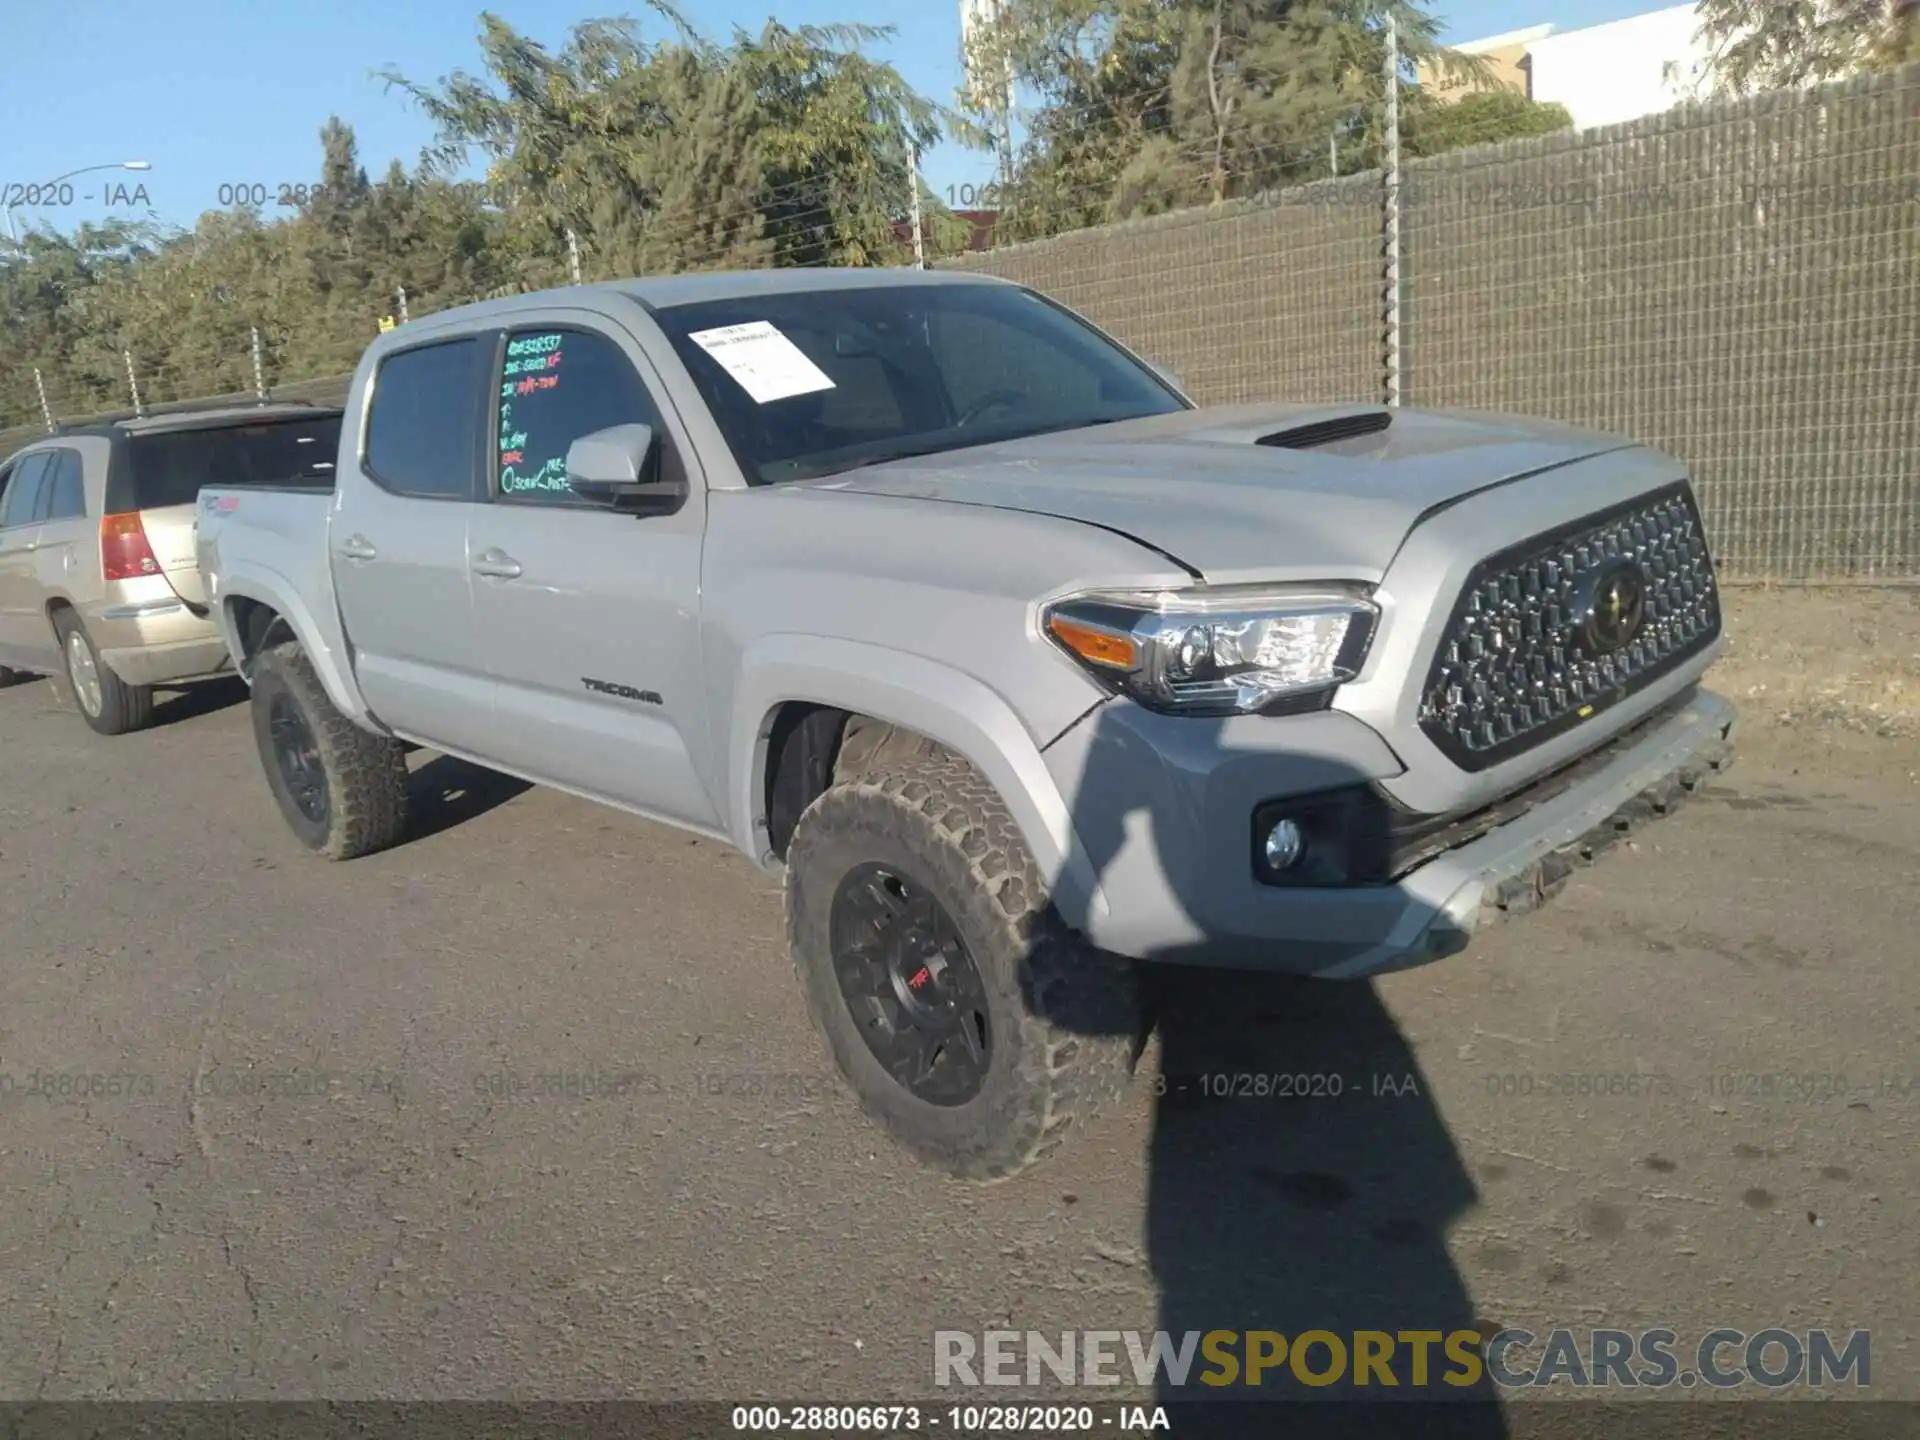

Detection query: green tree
(1696, 0), (1918, 93)
(965, 0), (1492, 237)
(380, 6), (946, 277)
(0, 219), (162, 422)
(1403, 89), (1573, 158)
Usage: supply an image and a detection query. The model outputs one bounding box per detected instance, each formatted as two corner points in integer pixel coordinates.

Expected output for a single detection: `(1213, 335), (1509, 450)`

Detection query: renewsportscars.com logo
(933, 1328), (1871, 1391)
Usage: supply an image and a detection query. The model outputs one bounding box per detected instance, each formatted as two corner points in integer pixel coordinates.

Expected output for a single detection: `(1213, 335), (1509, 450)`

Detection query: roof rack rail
(48, 396), (331, 435)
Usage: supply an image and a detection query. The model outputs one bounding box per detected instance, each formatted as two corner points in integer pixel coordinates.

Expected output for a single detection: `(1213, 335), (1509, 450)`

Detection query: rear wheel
(249, 641), (409, 860)
(54, 611), (154, 736)
(785, 747), (1139, 1181)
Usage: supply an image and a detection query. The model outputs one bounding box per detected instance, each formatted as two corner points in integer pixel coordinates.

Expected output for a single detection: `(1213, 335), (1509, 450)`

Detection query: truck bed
(194, 484), (353, 699)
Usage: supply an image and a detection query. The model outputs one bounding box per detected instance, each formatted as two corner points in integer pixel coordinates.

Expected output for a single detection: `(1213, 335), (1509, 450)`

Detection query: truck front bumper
(1041, 685), (1737, 979)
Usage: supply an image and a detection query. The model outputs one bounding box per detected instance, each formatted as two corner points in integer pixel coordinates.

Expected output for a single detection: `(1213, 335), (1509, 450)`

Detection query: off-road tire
(54, 610), (154, 736)
(250, 641), (409, 860)
(785, 745), (1138, 1182)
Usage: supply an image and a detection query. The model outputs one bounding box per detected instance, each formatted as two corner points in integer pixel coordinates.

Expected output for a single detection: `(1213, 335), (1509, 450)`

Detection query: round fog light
(1263, 818), (1305, 871)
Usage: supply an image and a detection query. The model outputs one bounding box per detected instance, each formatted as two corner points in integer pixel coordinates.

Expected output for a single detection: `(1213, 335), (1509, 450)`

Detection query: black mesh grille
(1419, 483), (1721, 771)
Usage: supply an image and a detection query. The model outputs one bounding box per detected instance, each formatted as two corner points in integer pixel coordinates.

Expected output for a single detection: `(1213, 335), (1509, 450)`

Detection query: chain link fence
(5, 65), (1914, 581)
(953, 64), (1920, 582)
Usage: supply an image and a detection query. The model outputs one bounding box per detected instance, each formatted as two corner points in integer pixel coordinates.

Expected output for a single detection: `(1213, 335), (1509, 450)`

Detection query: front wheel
(249, 641), (410, 860)
(784, 748), (1139, 1181)
(54, 610), (153, 735)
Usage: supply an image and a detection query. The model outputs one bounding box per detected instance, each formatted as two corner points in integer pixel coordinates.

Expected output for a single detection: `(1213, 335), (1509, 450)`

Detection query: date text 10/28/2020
(729, 1405), (1171, 1433)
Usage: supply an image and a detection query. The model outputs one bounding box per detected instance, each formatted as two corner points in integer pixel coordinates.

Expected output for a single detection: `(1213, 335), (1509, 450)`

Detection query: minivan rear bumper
(84, 591), (231, 687)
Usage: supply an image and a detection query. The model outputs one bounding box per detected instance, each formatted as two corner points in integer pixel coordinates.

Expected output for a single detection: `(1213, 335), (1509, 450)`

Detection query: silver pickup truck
(195, 267), (1735, 1179)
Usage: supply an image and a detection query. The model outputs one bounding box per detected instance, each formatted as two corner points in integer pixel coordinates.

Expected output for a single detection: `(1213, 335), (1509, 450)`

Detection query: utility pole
(1382, 12), (1403, 409)
(124, 350), (145, 419)
(34, 367), (54, 433)
(251, 326), (268, 403)
(566, 228), (583, 285)
(908, 148), (927, 269)
(396, 285), (410, 324)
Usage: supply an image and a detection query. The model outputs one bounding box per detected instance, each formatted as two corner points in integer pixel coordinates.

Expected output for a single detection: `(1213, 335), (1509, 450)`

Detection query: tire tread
(785, 745), (1135, 1183)
(253, 641), (409, 860)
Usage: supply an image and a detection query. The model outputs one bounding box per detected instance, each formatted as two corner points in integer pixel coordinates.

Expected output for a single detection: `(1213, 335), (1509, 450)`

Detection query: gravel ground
(0, 587), (1914, 1421)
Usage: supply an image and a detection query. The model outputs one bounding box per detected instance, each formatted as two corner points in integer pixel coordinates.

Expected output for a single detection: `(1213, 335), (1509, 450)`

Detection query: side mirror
(564, 423), (686, 516)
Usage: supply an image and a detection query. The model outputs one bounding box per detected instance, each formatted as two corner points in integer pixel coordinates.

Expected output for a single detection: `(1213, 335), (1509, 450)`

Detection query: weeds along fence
(4, 64), (1914, 581)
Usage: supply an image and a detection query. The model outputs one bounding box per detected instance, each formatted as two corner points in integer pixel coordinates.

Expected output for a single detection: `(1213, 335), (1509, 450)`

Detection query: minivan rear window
(126, 414), (342, 511)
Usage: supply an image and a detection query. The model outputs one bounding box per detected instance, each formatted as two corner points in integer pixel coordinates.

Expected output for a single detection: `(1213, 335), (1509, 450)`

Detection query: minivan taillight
(101, 511), (162, 582)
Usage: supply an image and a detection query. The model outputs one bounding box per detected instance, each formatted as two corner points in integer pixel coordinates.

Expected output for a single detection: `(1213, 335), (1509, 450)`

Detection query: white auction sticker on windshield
(687, 321), (836, 404)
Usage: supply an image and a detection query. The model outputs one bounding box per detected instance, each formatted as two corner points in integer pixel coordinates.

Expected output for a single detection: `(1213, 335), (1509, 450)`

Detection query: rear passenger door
(467, 313), (719, 828)
(331, 334), (497, 755)
(0, 451), (54, 666)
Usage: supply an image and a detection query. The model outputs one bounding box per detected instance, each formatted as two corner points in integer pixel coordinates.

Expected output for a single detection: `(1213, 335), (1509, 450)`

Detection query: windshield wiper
(796, 416), (1137, 482)
(808, 441), (964, 478)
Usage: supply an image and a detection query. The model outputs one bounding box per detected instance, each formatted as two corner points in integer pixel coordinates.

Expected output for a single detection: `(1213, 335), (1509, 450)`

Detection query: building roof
(1449, 22), (1557, 52)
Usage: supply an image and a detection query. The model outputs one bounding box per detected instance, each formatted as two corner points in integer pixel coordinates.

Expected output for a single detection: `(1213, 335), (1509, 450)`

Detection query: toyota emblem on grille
(1580, 559), (1649, 655)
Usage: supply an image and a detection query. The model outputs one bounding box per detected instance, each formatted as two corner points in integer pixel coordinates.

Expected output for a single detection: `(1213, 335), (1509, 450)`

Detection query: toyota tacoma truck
(194, 267), (1735, 1180)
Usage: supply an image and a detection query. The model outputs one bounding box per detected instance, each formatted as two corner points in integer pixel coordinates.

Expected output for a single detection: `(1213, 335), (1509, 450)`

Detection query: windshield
(652, 282), (1188, 485)
(128, 413), (342, 509)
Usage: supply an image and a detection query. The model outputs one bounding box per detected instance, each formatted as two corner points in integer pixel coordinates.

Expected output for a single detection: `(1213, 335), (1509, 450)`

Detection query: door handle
(337, 535), (379, 562)
(471, 548), (523, 580)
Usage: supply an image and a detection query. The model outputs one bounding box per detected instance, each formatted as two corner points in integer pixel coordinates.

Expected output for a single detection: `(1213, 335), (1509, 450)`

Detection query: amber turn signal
(1046, 615), (1139, 670)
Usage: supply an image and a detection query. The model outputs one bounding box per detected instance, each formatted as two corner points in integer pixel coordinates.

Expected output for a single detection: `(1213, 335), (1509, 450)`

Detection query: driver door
(468, 310), (720, 830)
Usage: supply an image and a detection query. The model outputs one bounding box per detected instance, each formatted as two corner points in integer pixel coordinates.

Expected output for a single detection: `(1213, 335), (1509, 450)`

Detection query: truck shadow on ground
(401, 753), (535, 844)
(1057, 701), (1507, 1437)
(148, 676), (251, 727)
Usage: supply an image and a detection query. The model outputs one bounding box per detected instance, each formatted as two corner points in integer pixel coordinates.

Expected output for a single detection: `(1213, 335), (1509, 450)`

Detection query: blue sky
(2, 0), (1661, 239)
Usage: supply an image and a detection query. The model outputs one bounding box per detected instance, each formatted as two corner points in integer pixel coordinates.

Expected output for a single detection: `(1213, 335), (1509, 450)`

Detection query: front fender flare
(729, 634), (1110, 930)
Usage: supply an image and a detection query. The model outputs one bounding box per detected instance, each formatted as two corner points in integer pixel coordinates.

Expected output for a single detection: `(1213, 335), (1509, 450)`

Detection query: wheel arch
(210, 568), (376, 728)
(730, 636), (1110, 930)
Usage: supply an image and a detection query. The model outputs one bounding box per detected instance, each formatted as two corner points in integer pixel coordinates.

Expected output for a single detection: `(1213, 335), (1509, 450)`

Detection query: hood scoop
(1255, 409), (1394, 451)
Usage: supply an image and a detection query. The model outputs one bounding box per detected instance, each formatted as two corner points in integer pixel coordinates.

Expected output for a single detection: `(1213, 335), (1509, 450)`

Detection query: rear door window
(127, 415), (342, 511)
(0, 452), (53, 529)
(365, 337), (489, 500)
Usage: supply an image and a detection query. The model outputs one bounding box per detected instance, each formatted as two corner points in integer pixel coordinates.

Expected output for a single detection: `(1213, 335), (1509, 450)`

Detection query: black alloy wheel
(828, 862), (992, 1107)
(268, 689), (329, 827)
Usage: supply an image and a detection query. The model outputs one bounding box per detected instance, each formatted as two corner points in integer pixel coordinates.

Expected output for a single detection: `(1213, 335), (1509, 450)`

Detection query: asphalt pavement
(1, 665), (1915, 1410)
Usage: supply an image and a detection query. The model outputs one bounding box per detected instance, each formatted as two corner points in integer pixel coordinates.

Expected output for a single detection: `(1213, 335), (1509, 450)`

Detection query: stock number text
(220, 183), (334, 208)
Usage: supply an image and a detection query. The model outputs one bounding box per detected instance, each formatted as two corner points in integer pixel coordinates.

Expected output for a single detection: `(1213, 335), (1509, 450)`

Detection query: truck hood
(807, 402), (1640, 582)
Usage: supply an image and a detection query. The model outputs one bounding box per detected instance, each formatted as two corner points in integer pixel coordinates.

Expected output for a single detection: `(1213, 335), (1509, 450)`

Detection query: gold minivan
(0, 404), (342, 734)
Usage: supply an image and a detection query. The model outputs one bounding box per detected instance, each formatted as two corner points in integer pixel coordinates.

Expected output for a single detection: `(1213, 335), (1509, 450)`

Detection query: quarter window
(40, 450), (86, 521)
(492, 327), (664, 505)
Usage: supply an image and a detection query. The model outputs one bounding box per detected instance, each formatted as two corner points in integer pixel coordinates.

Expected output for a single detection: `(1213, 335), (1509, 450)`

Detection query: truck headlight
(1042, 584), (1378, 717)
